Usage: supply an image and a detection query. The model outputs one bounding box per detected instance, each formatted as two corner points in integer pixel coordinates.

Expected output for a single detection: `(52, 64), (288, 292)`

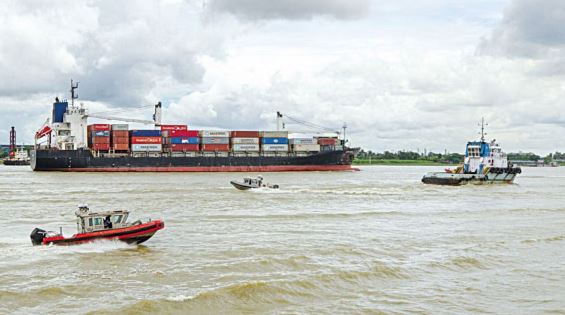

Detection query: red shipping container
(231, 131), (260, 137)
(169, 130), (199, 137)
(91, 136), (110, 144)
(318, 138), (338, 145)
(88, 124), (111, 131)
(131, 136), (161, 144)
(91, 143), (110, 150)
(112, 130), (129, 137)
(112, 143), (129, 151)
(161, 125), (188, 131)
(171, 144), (200, 151)
(112, 137), (129, 144)
(201, 144), (230, 151)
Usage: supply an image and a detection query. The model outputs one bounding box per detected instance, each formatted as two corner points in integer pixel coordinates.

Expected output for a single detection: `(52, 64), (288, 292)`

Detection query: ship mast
(479, 117), (488, 142)
(70, 79), (79, 108)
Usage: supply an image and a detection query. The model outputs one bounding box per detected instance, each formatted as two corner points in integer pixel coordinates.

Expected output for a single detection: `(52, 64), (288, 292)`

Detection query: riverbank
(353, 159), (451, 166)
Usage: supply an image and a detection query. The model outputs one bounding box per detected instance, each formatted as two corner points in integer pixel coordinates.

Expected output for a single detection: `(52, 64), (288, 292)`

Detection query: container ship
(31, 82), (356, 172)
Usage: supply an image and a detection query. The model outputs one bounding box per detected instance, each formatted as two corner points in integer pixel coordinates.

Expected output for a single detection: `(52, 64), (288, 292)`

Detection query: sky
(1, 0), (564, 154)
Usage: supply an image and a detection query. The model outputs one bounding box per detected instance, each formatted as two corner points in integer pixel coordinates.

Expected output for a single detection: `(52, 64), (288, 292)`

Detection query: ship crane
(87, 102), (162, 126)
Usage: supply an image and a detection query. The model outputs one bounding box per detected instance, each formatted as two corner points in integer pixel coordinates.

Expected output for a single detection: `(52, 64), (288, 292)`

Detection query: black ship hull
(31, 149), (357, 172)
(3, 159), (30, 166)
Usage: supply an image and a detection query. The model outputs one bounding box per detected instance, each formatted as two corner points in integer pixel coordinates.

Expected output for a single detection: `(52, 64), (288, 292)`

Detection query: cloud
(208, 0), (370, 21)
(478, 0), (565, 59)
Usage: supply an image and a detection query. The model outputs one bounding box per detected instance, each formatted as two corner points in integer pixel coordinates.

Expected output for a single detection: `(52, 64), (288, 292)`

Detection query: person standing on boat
(104, 216), (113, 229)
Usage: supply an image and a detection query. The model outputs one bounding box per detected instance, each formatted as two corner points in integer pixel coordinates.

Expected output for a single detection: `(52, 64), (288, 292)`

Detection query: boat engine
(30, 228), (47, 246)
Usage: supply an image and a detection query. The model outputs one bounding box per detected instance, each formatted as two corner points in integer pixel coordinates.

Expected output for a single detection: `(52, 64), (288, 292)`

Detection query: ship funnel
(52, 99), (69, 123)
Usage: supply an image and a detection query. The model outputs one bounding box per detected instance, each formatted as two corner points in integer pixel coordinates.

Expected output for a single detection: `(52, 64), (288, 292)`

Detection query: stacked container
(160, 125), (188, 153)
(170, 129), (199, 152)
(87, 124), (110, 151)
(111, 124), (129, 152)
(200, 130), (230, 151)
(261, 131), (289, 152)
(130, 130), (162, 152)
(290, 138), (320, 152)
(231, 131), (260, 152)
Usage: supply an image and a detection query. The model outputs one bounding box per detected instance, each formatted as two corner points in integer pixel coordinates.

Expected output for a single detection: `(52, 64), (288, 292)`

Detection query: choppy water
(0, 165), (564, 314)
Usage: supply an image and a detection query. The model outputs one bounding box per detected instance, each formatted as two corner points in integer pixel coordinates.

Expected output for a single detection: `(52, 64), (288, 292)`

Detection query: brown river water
(0, 165), (564, 314)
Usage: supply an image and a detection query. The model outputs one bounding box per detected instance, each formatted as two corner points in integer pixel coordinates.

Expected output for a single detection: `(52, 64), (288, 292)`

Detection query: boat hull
(3, 159), (30, 166)
(31, 149), (358, 172)
(39, 220), (164, 246)
(422, 169), (520, 186)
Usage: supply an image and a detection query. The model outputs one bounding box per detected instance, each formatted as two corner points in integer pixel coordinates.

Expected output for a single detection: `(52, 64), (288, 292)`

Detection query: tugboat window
(93, 217), (103, 226)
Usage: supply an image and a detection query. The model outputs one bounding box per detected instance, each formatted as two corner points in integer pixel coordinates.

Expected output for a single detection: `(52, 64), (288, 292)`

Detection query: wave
(93, 263), (409, 315)
(205, 210), (401, 221)
(429, 256), (486, 270)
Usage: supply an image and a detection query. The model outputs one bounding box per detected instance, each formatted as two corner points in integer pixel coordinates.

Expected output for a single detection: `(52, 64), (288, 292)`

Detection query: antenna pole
(479, 117), (488, 142)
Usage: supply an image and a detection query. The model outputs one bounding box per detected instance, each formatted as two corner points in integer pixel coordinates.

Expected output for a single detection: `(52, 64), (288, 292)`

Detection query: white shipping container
(131, 144), (162, 152)
(111, 124), (129, 130)
(262, 144), (289, 152)
(292, 144), (320, 152)
(200, 130), (230, 138)
(261, 131), (289, 138)
(232, 144), (260, 151)
(289, 138), (316, 145)
(231, 137), (259, 144)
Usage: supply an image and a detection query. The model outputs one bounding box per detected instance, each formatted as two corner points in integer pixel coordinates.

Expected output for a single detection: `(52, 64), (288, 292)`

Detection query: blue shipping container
(52, 101), (68, 123)
(131, 130), (161, 137)
(92, 131), (110, 137)
(261, 137), (288, 145)
(171, 137), (199, 144)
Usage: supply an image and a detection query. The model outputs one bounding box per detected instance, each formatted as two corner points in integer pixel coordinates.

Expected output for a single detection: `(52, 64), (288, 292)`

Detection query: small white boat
(230, 176), (279, 190)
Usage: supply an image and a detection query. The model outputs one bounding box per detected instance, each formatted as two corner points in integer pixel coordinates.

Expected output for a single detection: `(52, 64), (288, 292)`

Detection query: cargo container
(131, 137), (161, 144)
(88, 124), (111, 131)
(112, 143), (129, 151)
(90, 136), (110, 144)
(262, 144), (289, 152)
(130, 130), (161, 137)
(171, 144), (199, 151)
(111, 124), (129, 131)
(91, 143), (110, 151)
(261, 137), (289, 145)
(161, 125), (188, 131)
(201, 144), (230, 151)
(292, 144), (321, 152)
(232, 144), (260, 152)
(289, 138), (316, 145)
(112, 137), (129, 144)
(199, 130), (230, 138)
(111, 130), (129, 137)
(131, 144), (162, 152)
(261, 131), (288, 138)
(171, 137), (199, 144)
(231, 137), (259, 144)
(201, 137), (230, 145)
(231, 131), (260, 138)
(317, 138), (338, 146)
(91, 130), (110, 137)
(169, 130), (199, 137)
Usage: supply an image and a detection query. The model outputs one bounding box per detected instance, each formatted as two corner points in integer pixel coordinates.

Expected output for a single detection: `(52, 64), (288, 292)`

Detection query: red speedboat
(30, 205), (164, 246)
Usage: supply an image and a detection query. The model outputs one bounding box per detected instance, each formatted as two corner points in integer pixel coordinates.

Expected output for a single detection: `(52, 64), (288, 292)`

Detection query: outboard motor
(30, 228), (47, 246)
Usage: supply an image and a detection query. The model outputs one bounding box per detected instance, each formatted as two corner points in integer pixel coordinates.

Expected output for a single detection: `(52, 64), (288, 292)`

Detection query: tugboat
(30, 205), (164, 246)
(230, 175), (280, 190)
(3, 147), (31, 166)
(422, 119), (521, 185)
